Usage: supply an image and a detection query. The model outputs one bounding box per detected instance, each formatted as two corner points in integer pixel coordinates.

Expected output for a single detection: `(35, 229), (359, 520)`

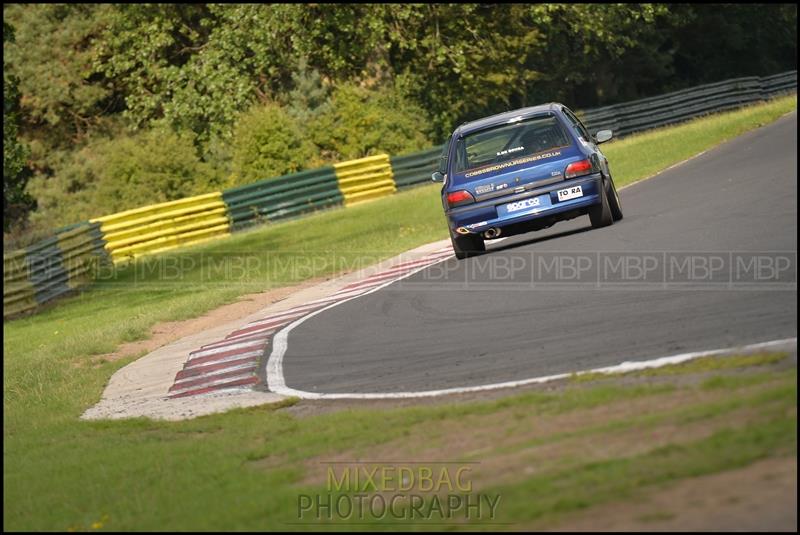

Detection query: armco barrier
(3, 250), (36, 317)
(390, 145), (445, 190)
(578, 71), (797, 138)
(222, 167), (341, 231)
(57, 222), (108, 291)
(91, 192), (231, 264)
(3, 222), (109, 319)
(333, 154), (396, 206)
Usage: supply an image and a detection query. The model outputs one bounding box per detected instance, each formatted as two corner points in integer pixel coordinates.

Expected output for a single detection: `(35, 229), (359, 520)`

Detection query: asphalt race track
(279, 113), (798, 394)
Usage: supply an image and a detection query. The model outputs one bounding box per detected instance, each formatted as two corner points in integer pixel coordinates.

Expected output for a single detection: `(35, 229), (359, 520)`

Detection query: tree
(231, 103), (318, 184)
(310, 83), (432, 161)
(4, 21), (36, 232)
(669, 4), (798, 86)
(384, 4), (552, 140)
(3, 4), (113, 147)
(4, 3), (797, 237)
(284, 58), (330, 125)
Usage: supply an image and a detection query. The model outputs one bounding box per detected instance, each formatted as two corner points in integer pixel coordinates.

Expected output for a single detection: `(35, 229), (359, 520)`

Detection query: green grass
(490, 415), (795, 529)
(489, 370), (795, 459)
(3, 95), (797, 531)
(570, 351), (789, 383)
(5, 366), (794, 530)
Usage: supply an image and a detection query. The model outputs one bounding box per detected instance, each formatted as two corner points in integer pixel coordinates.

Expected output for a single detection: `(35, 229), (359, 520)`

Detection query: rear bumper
(446, 174), (603, 235)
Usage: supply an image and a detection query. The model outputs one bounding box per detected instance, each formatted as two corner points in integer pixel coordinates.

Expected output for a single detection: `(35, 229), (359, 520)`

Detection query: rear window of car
(452, 113), (572, 175)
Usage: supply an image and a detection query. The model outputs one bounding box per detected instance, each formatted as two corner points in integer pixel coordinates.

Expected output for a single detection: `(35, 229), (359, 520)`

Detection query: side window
(562, 107), (591, 142)
(438, 140), (450, 174)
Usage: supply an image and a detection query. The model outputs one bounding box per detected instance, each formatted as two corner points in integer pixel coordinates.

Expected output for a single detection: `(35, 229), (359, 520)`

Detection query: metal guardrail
(3, 222), (109, 318)
(387, 71), (797, 191)
(90, 193), (231, 264)
(222, 167), (342, 231)
(333, 154), (396, 206)
(390, 146), (445, 190)
(577, 71), (797, 138)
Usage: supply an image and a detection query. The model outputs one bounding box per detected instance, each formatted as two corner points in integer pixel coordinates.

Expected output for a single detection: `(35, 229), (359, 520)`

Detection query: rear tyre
(451, 233), (485, 260)
(607, 176), (623, 221)
(589, 178), (614, 228)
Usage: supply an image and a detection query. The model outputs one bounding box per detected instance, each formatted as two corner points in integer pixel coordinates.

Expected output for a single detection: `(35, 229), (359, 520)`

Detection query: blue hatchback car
(432, 103), (623, 259)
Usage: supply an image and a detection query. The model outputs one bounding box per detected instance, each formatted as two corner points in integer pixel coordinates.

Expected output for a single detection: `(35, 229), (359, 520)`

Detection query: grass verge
(4, 355), (795, 530)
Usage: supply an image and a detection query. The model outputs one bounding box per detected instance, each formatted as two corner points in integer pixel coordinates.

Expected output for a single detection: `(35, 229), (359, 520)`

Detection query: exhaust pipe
(484, 227), (502, 239)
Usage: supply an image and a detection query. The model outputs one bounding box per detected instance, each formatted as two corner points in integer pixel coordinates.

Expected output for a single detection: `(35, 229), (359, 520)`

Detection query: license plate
(557, 185), (583, 201)
(505, 197), (542, 213)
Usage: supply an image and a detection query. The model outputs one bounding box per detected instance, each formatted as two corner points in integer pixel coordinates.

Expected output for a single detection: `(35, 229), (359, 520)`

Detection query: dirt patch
(84, 278), (327, 367)
(542, 456), (797, 532)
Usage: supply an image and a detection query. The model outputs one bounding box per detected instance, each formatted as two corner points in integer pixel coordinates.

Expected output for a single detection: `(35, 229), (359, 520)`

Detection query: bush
(231, 103), (319, 185)
(89, 128), (217, 213)
(24, 144), (100, 234)
(25, 127), (217, 234)
(310, 83), (433, 161)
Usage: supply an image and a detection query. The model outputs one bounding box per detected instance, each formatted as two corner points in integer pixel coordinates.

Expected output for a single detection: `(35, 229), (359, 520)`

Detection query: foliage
(668, 4), (798, 86)
(3, 5), (112, 146)
(523, 4), (680, 104)
(3, 20), (36, 232)
(231, 103), (318, 185)
(26, 127), (217, 231)
(310, 83), (432, 160)
(387, 4), (546, 140)
(2, 3), (797, 236)
(284, 58), (330, 125)
(92, 128), (217, 211)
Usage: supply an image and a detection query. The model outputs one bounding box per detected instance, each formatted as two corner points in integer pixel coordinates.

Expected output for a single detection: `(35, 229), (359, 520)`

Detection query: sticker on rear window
(464, 150), (562, 178)
(496, 146), (524, 157)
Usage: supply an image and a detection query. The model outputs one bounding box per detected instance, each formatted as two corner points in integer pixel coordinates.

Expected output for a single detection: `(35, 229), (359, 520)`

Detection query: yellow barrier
(333, 154), (396, 206)
(91, 192), (231, 264)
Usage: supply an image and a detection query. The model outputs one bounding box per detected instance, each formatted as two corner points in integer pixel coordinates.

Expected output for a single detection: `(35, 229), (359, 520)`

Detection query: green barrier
(222, 167), (342, 231)
(390, 145), (445, 189)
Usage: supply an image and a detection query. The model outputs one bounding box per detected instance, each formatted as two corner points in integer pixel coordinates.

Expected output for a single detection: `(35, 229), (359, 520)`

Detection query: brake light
(446, 190), (475, 208)
(564, 159), (593, 179)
